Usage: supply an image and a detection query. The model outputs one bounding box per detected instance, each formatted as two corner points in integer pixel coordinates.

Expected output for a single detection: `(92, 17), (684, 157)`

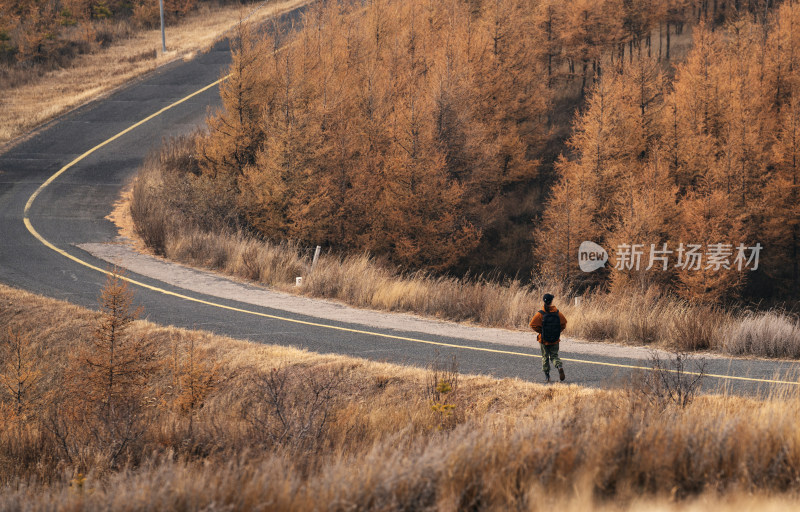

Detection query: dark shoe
(544, 371), (551, 383)
(558, 367), (566, 382)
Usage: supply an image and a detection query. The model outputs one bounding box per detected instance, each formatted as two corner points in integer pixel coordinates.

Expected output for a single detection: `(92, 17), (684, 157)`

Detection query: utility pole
(159, 0), (166, 53)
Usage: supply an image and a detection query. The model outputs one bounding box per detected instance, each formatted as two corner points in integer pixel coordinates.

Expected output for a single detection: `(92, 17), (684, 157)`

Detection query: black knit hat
(543, 293), (554, 304)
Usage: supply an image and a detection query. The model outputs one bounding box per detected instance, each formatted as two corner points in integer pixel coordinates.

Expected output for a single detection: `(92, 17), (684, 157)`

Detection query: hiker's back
(540, 308), (562, 344)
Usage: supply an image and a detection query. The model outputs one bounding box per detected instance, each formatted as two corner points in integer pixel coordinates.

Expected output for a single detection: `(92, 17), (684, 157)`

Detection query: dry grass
(720, 312), (800, 359)
(161, 225), (800, 359)
(0, 0), (310, 149)
(2, 485), (800, 512)
(126, 142), (800, 359)
(2, 283), (800, 510)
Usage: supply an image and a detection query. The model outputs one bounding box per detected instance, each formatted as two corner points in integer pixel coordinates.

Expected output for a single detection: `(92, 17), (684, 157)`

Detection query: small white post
(311, 245), (321, 269)
(574, 296), (582, 307)
(295, 277), (303, 287)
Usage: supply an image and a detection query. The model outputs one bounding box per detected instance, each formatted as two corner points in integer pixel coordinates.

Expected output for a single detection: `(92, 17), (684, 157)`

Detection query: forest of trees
(538, 2), (800, 303)
(197, 0), (729, 271)
(201, 0), (553, 270)
(159, 0), (796, 302)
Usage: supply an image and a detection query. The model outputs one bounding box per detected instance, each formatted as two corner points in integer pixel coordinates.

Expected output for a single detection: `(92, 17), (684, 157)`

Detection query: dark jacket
(529, 304), (567, 345)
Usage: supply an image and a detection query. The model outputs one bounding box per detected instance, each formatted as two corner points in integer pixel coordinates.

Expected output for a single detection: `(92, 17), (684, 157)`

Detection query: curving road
(1, 6), (798, 396)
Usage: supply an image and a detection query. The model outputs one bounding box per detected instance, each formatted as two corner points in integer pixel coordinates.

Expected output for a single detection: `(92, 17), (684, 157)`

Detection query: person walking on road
(529, 293), (567, 383)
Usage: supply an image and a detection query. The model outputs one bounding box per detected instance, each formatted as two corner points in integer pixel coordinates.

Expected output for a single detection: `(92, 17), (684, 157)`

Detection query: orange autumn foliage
(538, 3), (800, 302)
(201, 0), (554, 270)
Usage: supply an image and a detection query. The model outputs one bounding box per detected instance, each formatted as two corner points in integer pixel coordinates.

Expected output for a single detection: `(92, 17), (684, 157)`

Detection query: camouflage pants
(540, 343), (562, 373)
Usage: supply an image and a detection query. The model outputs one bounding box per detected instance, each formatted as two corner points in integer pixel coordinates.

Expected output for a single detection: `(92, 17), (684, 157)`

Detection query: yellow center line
(23, 78), (227, 217)
(19, 28), (800, 389)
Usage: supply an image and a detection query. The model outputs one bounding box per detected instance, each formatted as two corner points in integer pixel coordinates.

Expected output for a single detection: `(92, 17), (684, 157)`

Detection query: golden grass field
(0, 0), (310, 149)
(2, 280), (800, 510)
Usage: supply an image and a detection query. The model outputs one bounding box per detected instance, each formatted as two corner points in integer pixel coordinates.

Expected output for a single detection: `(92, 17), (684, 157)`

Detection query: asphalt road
(1, 5), (798, 396)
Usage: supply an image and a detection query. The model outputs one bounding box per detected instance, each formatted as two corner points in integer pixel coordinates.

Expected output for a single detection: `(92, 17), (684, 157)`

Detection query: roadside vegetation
(127, 0), (800, 360)
(1, 0), (200, 88)
(2, 279), (800, 510)
(0, 0), (309, 147)
(130, 134), (800, 358)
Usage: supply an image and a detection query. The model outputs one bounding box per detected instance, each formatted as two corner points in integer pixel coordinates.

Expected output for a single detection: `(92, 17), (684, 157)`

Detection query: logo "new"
(578, 241), (608, 272)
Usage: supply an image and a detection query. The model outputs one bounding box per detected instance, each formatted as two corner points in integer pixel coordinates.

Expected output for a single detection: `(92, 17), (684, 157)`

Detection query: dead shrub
(577, 312), (619, 341)
(236, 243), (262, 282)
(239, 363), (344, 458)
(634, 351), (707, 409)
(130, 169), (170, 254)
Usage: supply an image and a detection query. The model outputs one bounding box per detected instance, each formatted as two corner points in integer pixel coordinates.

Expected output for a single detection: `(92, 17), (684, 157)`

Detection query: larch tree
(554, 56), (670, 290)
(68, 270), (158, 468)
(201, 22), (269, 183)
(564, 75), (634, 223)
(532, 0), (564, 84)
(763, 94), (800, 292)
(288, 3), (357, 245)
(713, 20), (770, 216)
(0, 328), (42, 420)
(168, 335), (220, 438)
(194, 0), (788, 281)
(534, 155), (602, 286)
(607, 152), (678, 292)
(663, 0), (691, 60)
(764, 2), (800, 111)
(660, 23), (724, 194)
(674, 191), (746, 303)
(559, 0), (622, 94)
(241, 42), (304, 239)
(380, 74), (480, 269)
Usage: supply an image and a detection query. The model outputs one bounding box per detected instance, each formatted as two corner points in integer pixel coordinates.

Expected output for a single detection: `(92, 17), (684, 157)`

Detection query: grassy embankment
(2, 281), (800, 510)
(125, 139), (800, 359)
(0, 0), (310, 149)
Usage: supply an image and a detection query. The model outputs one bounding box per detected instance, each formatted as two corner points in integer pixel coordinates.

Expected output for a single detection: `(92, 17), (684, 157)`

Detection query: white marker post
(311, 245), (321, 269)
